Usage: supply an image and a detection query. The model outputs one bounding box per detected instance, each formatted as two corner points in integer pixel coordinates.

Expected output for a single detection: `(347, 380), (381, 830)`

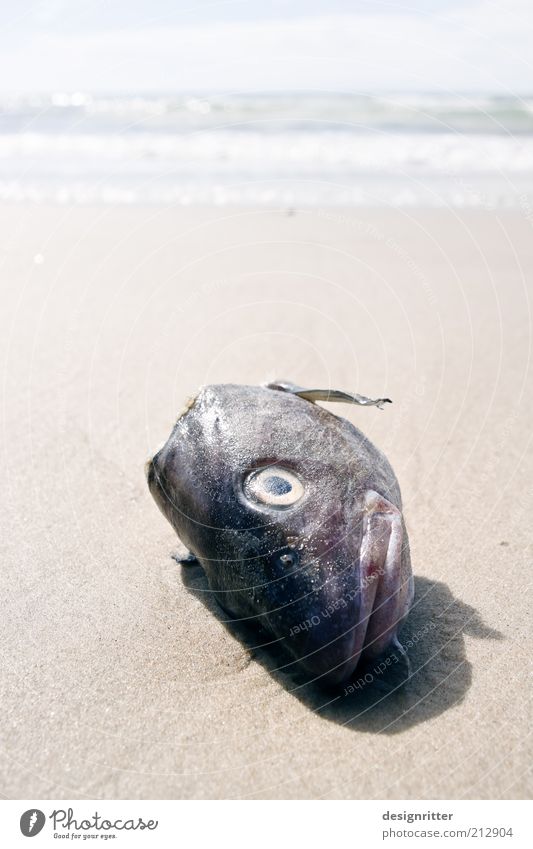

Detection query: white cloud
(0, 2), (531, 93)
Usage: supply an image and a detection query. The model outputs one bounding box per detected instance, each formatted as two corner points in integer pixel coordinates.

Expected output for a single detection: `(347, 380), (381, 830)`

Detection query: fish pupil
(264, 475), (292, 496)
(279, 552), (296, 566)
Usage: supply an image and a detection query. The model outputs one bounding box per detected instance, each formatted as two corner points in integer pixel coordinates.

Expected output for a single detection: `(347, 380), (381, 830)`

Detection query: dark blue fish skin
(147, 383), (413, 686)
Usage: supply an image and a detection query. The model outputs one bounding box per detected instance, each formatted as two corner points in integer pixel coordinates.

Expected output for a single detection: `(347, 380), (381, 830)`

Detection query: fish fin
(266, 381), (391, 409)
(265, 380), (304, 394)
(171, 550), (199, 566)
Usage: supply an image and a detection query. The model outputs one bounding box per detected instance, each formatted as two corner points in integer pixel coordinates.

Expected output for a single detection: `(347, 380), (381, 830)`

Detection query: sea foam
(0, 92), (532, 206)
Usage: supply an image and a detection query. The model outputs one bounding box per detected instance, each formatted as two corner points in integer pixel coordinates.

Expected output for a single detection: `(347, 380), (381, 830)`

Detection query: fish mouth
(144, 456), (155, 483)
(280, 490), (408, 687)
(145, 442), (165, 486)
(357, 489), (407, 660)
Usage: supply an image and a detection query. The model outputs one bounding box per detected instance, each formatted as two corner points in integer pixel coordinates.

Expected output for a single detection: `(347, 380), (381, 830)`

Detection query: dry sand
(0, 204), (531, 799)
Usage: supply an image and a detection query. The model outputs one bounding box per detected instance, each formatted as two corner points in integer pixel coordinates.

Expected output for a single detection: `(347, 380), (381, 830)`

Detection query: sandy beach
(1, 203), (531, 800)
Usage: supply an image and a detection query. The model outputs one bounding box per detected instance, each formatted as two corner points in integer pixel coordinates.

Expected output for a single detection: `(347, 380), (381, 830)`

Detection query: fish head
(147, 383), (412, 686)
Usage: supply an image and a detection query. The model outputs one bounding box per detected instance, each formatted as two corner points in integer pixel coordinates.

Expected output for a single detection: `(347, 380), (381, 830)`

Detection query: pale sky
(1, 0), (532, 94)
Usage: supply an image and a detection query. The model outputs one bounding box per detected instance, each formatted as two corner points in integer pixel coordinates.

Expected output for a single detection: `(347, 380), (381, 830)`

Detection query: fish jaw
(359, 490), (412, 662)
(267, 490), (410, 687)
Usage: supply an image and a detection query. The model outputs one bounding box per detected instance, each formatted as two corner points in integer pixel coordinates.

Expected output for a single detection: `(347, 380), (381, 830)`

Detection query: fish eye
(243, 466), (304, 508)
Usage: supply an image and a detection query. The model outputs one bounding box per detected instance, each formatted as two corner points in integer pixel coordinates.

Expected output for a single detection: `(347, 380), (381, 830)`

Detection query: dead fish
(146, 381), (414, 688)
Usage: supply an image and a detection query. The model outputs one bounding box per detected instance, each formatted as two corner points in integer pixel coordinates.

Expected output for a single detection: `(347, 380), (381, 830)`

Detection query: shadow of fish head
(147, 383), (413, 687)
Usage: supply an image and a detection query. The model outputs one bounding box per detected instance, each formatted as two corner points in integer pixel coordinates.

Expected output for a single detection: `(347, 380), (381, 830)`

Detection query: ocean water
(1, 92), (533, 207)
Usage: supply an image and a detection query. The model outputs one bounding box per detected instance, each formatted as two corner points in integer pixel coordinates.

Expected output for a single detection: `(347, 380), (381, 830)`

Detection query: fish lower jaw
(288, 624), (368, 688)
(314, 653), (364, 688)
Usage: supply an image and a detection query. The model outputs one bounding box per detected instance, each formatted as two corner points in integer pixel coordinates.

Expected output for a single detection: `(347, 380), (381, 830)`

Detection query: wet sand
(0, 204), (531, 799)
